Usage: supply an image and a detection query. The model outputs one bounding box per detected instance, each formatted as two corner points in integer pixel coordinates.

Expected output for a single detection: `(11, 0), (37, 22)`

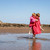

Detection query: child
(36, 13), (44, 31)
(29, 13), (38, 35)
(32, 13), (44, 38)
(29, 13), (44, 38)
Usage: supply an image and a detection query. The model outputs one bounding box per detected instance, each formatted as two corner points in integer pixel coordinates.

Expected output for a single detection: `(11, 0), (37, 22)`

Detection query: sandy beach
(0, 23), (50, 50)
(0, 24), (50, 50)
(0, 26), (50, 34)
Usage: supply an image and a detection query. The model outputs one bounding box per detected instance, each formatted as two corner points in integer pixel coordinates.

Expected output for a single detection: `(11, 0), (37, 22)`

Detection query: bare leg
(33, 34), (36, 38)
(33, 34), (36, 37)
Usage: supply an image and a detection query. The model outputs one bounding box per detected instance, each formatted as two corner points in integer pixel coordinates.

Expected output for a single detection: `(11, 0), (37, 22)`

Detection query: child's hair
(36, 13), (40, 17)
(32, 13), (36, 16)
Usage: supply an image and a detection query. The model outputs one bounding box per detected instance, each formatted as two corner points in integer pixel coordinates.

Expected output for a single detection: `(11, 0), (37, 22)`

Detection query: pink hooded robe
(29, 16), (41, 34)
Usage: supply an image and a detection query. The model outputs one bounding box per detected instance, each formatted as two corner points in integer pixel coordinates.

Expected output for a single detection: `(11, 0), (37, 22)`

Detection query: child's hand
(36, 19), (38, 21)
(41, 28), (44, 31)
(40, 26), (44, 31)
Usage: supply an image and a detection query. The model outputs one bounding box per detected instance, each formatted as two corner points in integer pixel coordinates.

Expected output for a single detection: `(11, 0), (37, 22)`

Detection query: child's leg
(32, 29), (36, 37)
(32, 26), (36, 38)
(29, 27), (31, 34)
(33, 34), (36, 37)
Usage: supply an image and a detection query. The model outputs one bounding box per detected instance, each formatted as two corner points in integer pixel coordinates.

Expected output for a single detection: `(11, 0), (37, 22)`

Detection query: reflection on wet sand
(32, 39), (41, 50)
(29, 39), (41, 50)
(0, 33), (50, 50)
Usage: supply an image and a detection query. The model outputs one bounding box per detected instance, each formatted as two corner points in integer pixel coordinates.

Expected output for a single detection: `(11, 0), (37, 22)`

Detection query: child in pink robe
(32, 17), (41, 35)
(29, 13), (38, 35)
(29, 13), (43, 38)
(29, 16), (36, 28)
(29, 13), (38, 29)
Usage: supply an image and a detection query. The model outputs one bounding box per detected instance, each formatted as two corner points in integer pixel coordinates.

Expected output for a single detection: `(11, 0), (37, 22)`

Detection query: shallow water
(0, 33), (50, 50)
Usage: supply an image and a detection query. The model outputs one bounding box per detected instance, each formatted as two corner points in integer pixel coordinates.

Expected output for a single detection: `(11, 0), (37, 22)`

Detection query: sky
(0, 0), (50, 24)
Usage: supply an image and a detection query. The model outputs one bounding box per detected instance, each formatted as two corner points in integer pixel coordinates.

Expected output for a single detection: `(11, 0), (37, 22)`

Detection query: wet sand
(0, 33), (50, 50)
(0, 27), (50, 34)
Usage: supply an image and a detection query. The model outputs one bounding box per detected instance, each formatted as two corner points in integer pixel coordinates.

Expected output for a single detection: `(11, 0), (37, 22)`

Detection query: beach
(0, 26), (50, 34)
(0, 24), (50, 50)
(0, 0), (50, 50)
(0, 33), (50, 50)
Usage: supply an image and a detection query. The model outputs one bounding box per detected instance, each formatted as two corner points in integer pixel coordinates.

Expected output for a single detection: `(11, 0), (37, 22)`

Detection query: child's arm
(30, 17), (38, 22)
